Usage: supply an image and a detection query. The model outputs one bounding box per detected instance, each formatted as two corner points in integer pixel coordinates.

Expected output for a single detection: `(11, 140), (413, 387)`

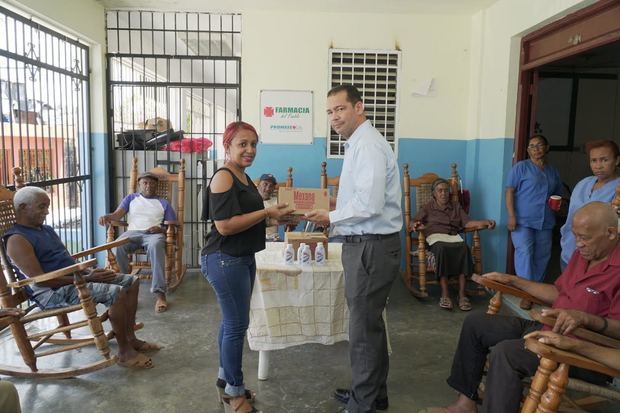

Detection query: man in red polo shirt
(419, 201), (620, 413)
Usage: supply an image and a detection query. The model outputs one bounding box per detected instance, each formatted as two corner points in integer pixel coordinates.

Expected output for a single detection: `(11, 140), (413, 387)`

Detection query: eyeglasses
(527, 144), (546, 150)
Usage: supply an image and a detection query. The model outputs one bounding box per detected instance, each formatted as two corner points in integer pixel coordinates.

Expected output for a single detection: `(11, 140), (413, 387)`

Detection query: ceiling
(96, 0), (499, 15)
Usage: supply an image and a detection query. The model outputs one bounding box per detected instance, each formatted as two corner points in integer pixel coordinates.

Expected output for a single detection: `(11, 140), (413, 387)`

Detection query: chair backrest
(402, 162), (461, 221)
(615, 184), (620, 233)
(129, 158), (186, 226)
(253, 167), (293, 191)
(0, 183), (28, 309)
(279, 167), (294, 190)
(320, 161), (340, 198)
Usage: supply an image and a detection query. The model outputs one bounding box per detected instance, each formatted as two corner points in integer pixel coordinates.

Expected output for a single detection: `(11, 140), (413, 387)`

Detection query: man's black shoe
(333, 388), (388, 410)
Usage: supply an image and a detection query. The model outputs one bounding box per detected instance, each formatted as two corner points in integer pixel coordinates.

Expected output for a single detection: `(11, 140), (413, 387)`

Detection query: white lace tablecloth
(247, 242), (349, 351)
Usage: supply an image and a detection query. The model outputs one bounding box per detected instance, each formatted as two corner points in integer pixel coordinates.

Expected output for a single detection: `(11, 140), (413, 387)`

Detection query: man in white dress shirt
(306, 84), (402, 413)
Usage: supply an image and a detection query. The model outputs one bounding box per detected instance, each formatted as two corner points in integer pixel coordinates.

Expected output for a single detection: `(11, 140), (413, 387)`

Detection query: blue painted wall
(92, 132), (111, 266)
(93, 134), (514, 271)
(244, 135), (515, 273)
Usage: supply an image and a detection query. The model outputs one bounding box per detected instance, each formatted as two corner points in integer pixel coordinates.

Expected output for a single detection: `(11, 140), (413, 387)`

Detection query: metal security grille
(0, 6), (92, 253)
(106, 11), (241, 268)
(328, 49), (400, 157)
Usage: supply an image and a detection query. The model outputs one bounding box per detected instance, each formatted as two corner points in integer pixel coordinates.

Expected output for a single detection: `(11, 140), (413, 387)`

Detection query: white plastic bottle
(315, 242), (326, 265)
(284, 243), (294, 265)
(300, 243), (312, 266)
(297, 243), (306, 264)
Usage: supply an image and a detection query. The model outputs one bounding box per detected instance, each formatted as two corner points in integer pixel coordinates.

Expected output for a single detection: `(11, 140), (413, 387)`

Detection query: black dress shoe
(333, 388), (388, 410)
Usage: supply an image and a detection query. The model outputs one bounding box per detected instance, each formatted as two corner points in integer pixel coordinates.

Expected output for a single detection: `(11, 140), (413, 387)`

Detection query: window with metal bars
(327, 49), (400, 157)
(106, 11), (241, 268)
(0, 5), (92, 254)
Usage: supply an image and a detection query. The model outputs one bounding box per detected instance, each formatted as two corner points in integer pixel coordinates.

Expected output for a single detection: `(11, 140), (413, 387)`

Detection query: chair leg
(9, 323), (37, 372)
(56, 314), (72, 339)
(488, 291), (502, 315)
(418, 236), (427, 296)
(165, 227), (174, 286)
(535, 363), (569, 413)
(521, 357), (557, 413)
(74, 273), (112, 360)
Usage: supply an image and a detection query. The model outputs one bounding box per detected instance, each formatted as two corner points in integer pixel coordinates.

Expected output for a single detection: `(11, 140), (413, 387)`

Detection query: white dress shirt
(328, 120), (403, 236)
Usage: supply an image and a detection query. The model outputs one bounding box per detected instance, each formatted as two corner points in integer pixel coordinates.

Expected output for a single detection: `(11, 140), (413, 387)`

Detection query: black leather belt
(343, 232), (399, 243)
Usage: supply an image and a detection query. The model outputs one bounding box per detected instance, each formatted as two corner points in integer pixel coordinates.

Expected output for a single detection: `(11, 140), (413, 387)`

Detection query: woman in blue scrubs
(560, 139), (620, 270)
(505, 135), (562, 281)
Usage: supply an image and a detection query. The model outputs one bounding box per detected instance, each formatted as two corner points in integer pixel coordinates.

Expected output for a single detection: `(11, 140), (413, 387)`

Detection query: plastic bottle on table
(315, 242), (326, 265)
(297, 243), (306, 264)
(284, 243), (294, 265)
(300, 243), (312, 266)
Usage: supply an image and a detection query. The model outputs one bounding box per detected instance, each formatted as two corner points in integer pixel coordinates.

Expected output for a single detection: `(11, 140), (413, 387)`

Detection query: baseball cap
(259, 173), (277, 185)
(137, 171), (160, 181)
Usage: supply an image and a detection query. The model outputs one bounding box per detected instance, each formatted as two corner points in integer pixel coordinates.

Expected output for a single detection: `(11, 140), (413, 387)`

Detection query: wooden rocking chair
(473, 276), (620, 412)
(0, 179), (128, 378)
(106, 158), (186, 291)
(522, 333), (620, 413)
(402, 162), (489, 298)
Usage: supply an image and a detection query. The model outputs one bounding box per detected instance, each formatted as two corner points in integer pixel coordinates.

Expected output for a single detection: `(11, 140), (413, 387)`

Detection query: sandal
(216, 378), (256, 405)
(117, 353), (154, 369)
(439, 296), (453, 310)
(458, 296), (472, 311)
(222, 394), (261, 413)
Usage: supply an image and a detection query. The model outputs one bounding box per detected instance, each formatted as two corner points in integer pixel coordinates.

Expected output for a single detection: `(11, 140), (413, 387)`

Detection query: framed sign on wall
(260, 90), (313, 144)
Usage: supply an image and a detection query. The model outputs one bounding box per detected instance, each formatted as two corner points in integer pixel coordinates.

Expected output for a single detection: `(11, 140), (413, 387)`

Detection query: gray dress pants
(342, 233), (401, 413)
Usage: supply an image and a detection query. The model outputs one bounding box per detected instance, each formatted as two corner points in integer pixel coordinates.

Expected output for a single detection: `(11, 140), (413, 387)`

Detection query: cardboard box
(284, 232), (329, 260)
(278, 187), (329, 215)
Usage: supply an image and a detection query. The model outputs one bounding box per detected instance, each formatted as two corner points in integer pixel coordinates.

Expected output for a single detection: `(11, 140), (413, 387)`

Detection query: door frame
(509, 0), (620, 273)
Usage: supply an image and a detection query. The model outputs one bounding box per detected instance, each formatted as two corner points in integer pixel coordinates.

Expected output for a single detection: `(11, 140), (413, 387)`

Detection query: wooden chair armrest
(108, 220), (128, 227)
(163, 220), (180, 226)
(72, 238), (130, 259)
(471, 274), (547, 306)
(529, 309), (620, 349)
(524, 338), (620, 377)
(464, 225), (491, 233)
(8, 259), (97, 288)
(0, 313), (22, 329)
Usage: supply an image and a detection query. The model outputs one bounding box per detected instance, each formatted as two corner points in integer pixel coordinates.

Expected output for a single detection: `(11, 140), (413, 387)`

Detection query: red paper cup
(548, 195), (561, 211)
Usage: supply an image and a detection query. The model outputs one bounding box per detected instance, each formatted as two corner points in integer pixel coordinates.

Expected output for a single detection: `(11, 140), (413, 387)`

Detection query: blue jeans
(201, 251), (256, 398)
(115, 230), (167, 294)
(510, 226), (552, 282)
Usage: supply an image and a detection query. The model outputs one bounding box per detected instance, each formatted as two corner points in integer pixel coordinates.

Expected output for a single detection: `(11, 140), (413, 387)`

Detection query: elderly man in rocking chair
(419, 201), (620, 413)
(5, 187), (160, 369)
(99, 170), (176, 313)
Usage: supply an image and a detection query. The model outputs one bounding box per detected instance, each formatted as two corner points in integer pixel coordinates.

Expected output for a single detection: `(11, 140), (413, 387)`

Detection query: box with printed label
(284, 232), (329, 260)
(278, 187), (329, 215)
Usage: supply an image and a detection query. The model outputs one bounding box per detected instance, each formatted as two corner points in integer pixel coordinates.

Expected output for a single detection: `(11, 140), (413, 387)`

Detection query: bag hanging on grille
(115, 129), (156, 150)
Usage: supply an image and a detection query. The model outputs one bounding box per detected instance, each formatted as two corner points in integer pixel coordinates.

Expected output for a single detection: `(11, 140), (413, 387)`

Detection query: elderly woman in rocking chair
(411, 178), (495, 311)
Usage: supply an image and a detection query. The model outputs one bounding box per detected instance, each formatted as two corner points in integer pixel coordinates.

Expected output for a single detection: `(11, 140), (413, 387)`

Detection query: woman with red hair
(200, 121), (293, 413)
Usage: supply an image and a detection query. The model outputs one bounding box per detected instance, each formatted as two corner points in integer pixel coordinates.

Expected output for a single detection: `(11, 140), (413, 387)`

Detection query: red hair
(222, 121), (258, 150)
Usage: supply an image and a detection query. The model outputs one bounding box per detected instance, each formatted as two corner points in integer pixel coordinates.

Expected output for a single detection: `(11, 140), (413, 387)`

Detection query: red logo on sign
(264, 106), (275, 117)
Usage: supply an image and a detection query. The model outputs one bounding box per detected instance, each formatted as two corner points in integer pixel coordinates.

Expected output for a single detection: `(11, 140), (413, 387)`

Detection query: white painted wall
(242, 11), (472, 139)
(5, 0), (107, 133)
(471, 0), (596, 139)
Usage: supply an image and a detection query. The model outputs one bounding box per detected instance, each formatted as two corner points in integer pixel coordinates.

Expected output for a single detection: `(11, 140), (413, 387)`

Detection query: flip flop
(458, 296), (472, 311)
(155, 298), (168, 313)
(118, 353), (154, 369)
(135, 340), (162, 353)
(439, 296), (453, 310)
